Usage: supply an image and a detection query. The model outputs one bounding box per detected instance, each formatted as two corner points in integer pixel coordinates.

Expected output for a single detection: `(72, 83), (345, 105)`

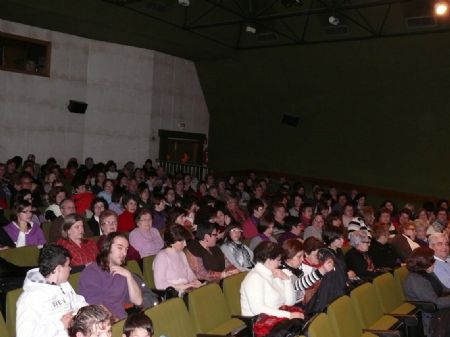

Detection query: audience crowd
(0, 154), (448, 337)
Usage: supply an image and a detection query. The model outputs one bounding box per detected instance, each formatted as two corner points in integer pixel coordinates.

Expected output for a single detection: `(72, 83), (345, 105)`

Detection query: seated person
(68, 304), (113, 337)
(301, 237), (325, 277)
(242, 198), (265, 239)
(96, 210), (141, 261)
(277, 216), (303, 245)
(220, 223), (254, 271)
(57, 214), (98, 268)
(16, 244), (88, 337)
(86, 197), (108, 236)
(241, 241), (303, 319)
(122, 312), (154, 337)
(71, 179), (94, 216)
(44, 186), (66, 221)
(153, 224), (202, 292)
(78, 232), (143, 320)
(249, 214), (278, 251)
(345, 230), (381, 281)
(118, 193), (139, 232)
(429, 233), (450, 288)
(368, 223), (401, 270)
(151, 194), (168, 231)
(4, 200), (46, 247)
(404, 247), (450, 336)
(129, 208), (164, 258)
(185, 222), (239, 282)
(391, 221), (420, 262)
(303, 213), (325, 242)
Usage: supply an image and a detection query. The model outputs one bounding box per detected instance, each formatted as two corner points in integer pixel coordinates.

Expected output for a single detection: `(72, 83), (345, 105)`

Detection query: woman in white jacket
(16, 244), (87, 337)
(240, 241), (303, 319)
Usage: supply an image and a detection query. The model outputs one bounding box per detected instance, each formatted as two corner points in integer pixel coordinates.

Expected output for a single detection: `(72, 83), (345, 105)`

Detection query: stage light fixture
(434, 1), (449, 15)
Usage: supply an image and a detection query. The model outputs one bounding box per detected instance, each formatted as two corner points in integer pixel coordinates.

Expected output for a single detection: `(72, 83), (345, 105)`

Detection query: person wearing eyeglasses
(345, 230), (381, 281)
(391, 221), (420, 263)
(4, 200), (46, 247)
(185, 221), (239, 282)
(220, 223), (254, 271)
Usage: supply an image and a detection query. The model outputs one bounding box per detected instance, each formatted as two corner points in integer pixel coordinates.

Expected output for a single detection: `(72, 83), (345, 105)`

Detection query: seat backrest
(41, 222), (52, 242)
(126, 260), (143, 278)
(327, 295), (364, 337)
(142, 255), (156, 289)
(111, 318), (125, 337)
(145, 297), (196, 337)
(394, 266), (408, 301)
(222, 272), (247, 316)
(373, 273), (403, 313)
(308, 313), (336, 337)
(0, 246), (39, 266)
(68, 272), (81, 292)
(350, 282), (384, 328)
(188, 282), (232, 333)
(0, 312), (8, 337)
(6, 288), (23, 337)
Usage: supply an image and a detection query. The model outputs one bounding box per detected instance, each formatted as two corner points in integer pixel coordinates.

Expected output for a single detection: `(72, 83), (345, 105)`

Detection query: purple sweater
(4, 221), (46, 247)
(78, 263), (129, 319)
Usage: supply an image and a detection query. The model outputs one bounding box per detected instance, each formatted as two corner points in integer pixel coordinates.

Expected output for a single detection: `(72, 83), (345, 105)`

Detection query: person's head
(311, 213), (325, 230)
(61, 213), (85, 242)
(283, 216), (302, 236)
(282, 239), (304, 269)
(401, 221), (417, 240)
(103, 179), (114, 194)
(303, 237), (324, 265)
(164, 224), (191, 251)
(415, 221), (427, 241)
(361, 206), (375, 226)
(372, 223), (389, 244)
(325, 211), (343, 228)
(39, 244), (71, 284)
(97, 232), (129, 271)
(69, 304), (113, 337)
(272, 202), (287, 222)
(151, 194), (166, 212)
(91, 197), (108, 217)
(72, 179), (87, 194)
(247, 198), (265, 219)
(12, 199), (33, 225)
(223, 223), (244, 243)
(257, 214), (275, 236)
(60, 198), (77, 217)
(398, 208), (412, 226)
(253, 241), (283, 270)
(349, 230), (371, 252)
(164, 188), (176, 203)
(99, 210), (118, 235)
(322, 225), (344, 249)
(138, 184), (150, 202)
(429, 233), (449, 260)
(342, 203), (354, 217)
(300, 203), (313, 220)
(134, 208), (153, 231)
(48, 186), (67, 205)
(19, 172), (33, 191)
(380, 200), (395, 214)
(406, 247), (435, 273)
(377, 207), (391, 224)
(436, 208), (448, 223)
(354, 193), (366, 207)
(122, 312), (153, 337)
(195, 221), (218, 247)
(122, 193), (138, 213)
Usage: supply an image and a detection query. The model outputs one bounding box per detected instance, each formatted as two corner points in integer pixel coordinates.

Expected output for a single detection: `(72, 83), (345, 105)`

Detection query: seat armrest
(363, 329), (402, 337)
(407, 301), (437, 313)
(231, 315), (259, 337)
(386, 313), (418, 326)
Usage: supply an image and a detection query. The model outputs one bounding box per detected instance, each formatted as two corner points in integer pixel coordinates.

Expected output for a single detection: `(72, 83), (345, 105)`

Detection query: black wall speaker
(281, 113), (299, 127)
(68, 100), (88, 114)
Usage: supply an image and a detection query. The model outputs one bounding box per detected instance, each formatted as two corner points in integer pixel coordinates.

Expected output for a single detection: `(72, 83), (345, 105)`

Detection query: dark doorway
(158, 130), (206, 166)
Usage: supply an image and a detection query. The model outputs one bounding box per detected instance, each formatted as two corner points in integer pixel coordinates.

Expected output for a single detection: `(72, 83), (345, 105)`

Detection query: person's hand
(290, 312), (304, 319)
(347, 270), (356, 279)
(189, 280), (203, 288)
(272, 269), (289, 280)
(60, 311), (73, 329)
(110, 266), (131, 279)
(318, 258), (334, 275)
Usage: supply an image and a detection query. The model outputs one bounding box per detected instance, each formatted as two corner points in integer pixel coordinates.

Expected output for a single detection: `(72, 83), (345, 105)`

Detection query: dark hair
(283, 216), (301, 232)
(123, 312), (154, 337)
(167, 207), (187, 226)
(257, 214), (274, 234)
(300, 203), (313, 214)
(406, 247), (435, 272)
(164, 224), (191, 246)
(14, 189), (33, 204)
(96, 232), (129, 271)
(122, 193), (139, 207)
(48, 186), (67, 205)
(39, 244), (71, 277)
(68, 305), (113, 337)
(303, 237), (324, 254)
(247, 198), (264, 214)
(134, 207), (152, 223)
(254, 241), (283, 263)
(195, 221), (217, 241)
(12, 199), (32, 224)
(223, 223), (243, 243)
(111, 186), (125, 203)
(90, 196), (109, 213)
(282, 239), (304, 260)
(61, 213), (85, 240)
(322, 225), (344, 246)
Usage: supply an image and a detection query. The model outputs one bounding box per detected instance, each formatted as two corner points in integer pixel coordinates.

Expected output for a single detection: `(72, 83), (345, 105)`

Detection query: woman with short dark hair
(220, 223), (254, 271)
(404, 247), (450, 337)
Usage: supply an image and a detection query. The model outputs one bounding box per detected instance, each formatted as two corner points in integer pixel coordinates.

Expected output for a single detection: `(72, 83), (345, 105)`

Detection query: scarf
(227, 241), (253, 269)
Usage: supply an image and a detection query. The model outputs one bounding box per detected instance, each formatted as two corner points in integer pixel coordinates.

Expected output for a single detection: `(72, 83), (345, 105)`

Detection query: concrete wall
(0, 19), (209, 167)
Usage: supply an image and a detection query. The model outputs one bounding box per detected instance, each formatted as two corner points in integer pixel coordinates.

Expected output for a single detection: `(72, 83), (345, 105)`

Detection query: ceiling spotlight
(434, 1), (449, 15)
(245, 25), (257, 34)
(328, 15), (340, 26)
(178, 0), (190, 6)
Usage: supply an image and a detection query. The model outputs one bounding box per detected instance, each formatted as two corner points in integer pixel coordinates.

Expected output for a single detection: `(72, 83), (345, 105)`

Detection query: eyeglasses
(230, 228), (243, 233)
